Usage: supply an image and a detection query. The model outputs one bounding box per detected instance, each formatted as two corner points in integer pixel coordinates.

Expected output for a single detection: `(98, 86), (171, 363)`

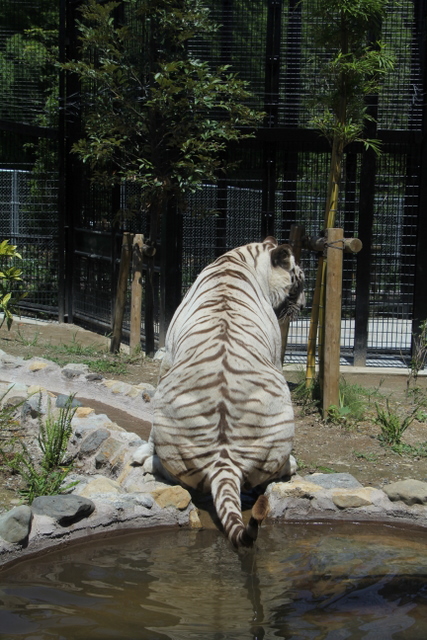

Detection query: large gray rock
(79, 428), (110, 456)
(303, 472), (362, 490)
(31, 495), (95, 526)
(55, 394), (83, 409)
(62, 363), (90, 379)
(0, 505), (33, 544)
(384, 479), (427, 506)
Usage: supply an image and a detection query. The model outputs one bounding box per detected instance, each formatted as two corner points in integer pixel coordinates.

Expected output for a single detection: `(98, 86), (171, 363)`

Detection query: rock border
(1, 351), (427, 569)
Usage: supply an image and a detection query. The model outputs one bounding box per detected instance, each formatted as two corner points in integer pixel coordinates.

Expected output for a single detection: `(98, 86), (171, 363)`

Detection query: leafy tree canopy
(64, 0), (263, 233)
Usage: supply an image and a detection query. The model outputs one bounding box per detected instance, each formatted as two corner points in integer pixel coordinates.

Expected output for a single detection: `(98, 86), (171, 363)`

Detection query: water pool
(1, 520), (427, 639)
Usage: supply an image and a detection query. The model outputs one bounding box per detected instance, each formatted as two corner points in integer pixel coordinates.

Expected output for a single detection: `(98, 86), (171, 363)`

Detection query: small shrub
(407, 319), (427, 391)
(374, 396), (426, 446)
(0, 394), (78, 503)
(354, 451), (378, 462)
(38, 395), (76, 470)
(0, 239), (26, 329)
(290, 370), (321, 414)
(327, 379), (369, 424)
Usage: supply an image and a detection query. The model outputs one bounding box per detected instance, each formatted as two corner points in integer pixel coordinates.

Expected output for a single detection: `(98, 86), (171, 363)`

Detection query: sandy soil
(1, 319), (427, 494)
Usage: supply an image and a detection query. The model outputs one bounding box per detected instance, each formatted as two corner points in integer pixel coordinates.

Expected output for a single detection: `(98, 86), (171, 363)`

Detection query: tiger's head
(263, 237), (306, 321)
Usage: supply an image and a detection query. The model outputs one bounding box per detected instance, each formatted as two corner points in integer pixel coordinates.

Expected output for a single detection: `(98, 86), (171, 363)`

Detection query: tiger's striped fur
(134, 238), (305, 547)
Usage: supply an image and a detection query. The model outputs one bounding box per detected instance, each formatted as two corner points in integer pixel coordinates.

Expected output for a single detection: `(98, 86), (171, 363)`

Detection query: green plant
(37, 396), (76, 469)
(305, 0), (395, 386)
(327, 379), (369, 424)
(0, 395), (77, 503)
(374, 397), (426, 446)
(407, 319), (427, 391)
(0, 239), (26, 329)
(389, 442), (427, 458)
(15, 324), (40, 346)
(354, 451), (378, 462)
(316, 466), (336, 474)
(291, 369), (321, 414)
(9, 446), (76, 504)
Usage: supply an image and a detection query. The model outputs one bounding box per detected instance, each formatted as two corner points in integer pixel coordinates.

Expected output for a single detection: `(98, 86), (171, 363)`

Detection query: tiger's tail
(210, 469), (270, 548)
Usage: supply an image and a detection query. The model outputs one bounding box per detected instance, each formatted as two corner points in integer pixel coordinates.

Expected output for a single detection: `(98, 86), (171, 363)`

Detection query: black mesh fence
(0, 0), (426, 366)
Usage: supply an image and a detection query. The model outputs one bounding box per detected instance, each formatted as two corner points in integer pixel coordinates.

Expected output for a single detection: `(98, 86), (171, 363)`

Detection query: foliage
(0, 240), (26, 329)
(305, 0), (395, 391)
(0, 395), (77, 503)
(37, 396), (76, 470)
(374, 395), (427, 446)
(407, 320), (427, 391)
(327, 379), (369, 424)
(291, 369), (321, 414)
(63, 0), (263, 233)
(308, 0), (395, 155)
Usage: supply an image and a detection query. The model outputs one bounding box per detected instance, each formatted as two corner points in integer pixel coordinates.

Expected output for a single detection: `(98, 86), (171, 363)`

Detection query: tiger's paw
(280, 454), (297, 478)
(132, 442), (154, 466)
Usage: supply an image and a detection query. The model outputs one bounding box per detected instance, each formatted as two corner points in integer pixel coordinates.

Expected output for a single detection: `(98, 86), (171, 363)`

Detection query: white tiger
(133, 237), (305, 547)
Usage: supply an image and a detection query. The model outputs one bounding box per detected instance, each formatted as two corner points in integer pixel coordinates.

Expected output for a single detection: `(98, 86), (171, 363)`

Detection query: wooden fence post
(130, 234), (144, 354)
(110, 232), (133, 354)
(323, 227), (344, 417)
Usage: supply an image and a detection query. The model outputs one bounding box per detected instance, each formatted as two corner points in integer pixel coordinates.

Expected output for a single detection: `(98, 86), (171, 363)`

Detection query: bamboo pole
(110, 232), (133, 354)
(306, 138), (344, 388)
(130, 234), (144, 355)
(323, 228), (344, 417)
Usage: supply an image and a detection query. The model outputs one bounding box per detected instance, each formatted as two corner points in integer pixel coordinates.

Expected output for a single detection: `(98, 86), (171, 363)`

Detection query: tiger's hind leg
(132, 433), (155, 466)
(131, 434), (177, 483)
(280, 453), (297, 478)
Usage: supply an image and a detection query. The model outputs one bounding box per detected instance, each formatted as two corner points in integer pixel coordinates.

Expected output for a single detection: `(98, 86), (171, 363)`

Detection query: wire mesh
(0, 165), (59, 310)
(0, 0), (425, 364)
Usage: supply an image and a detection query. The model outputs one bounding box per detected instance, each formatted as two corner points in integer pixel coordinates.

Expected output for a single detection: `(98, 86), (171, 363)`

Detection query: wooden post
(130, 234), (144, 354)
(110, 232), (133, 354)
(323, 228), (344, 417)
(280, 223), (304, 362)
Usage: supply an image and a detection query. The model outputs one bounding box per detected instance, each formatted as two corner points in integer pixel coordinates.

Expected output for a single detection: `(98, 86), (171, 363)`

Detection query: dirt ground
(1, 318), (427, 493)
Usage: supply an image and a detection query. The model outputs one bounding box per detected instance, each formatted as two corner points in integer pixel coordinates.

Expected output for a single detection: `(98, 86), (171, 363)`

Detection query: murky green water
(1, 521), (427, 640)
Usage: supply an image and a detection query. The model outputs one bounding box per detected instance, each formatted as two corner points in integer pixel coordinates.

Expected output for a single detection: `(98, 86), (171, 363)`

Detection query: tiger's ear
(263, 236), (278, 247)
(270, 244), (294, 270)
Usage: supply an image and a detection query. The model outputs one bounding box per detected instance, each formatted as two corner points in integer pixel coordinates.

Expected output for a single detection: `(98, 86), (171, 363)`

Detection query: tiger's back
(146, 238), (304, 546)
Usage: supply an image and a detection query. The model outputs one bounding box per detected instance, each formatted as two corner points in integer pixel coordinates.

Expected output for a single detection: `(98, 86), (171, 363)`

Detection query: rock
(152, 486), (192, 510)
(331, 488), (376, 509)
(31, 495), (95, 526)
(304, 472), (362, 490)
(0, 505), (33, 544)
(21, 394), (45, 418)
(135, 382), (156, 391)
(384, 479), (427, 506)
(269, 477), (324, 498)
(95, 437), (124, 469)
(27, 361), (49, 372)
(103, 380), (135, 395)
(153, 348), (165, 361)
(2, 394), (27, 409)
(79, 428), (111, 456)
(77, 476), (125, 498)
(55, 394), (83, 409)
(0, 351), (25, 368)
(62, 363), (90, 379)
(75, 407), (95, 419)
(189, 508), (202, 529)
(86, 373), (104, 382)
